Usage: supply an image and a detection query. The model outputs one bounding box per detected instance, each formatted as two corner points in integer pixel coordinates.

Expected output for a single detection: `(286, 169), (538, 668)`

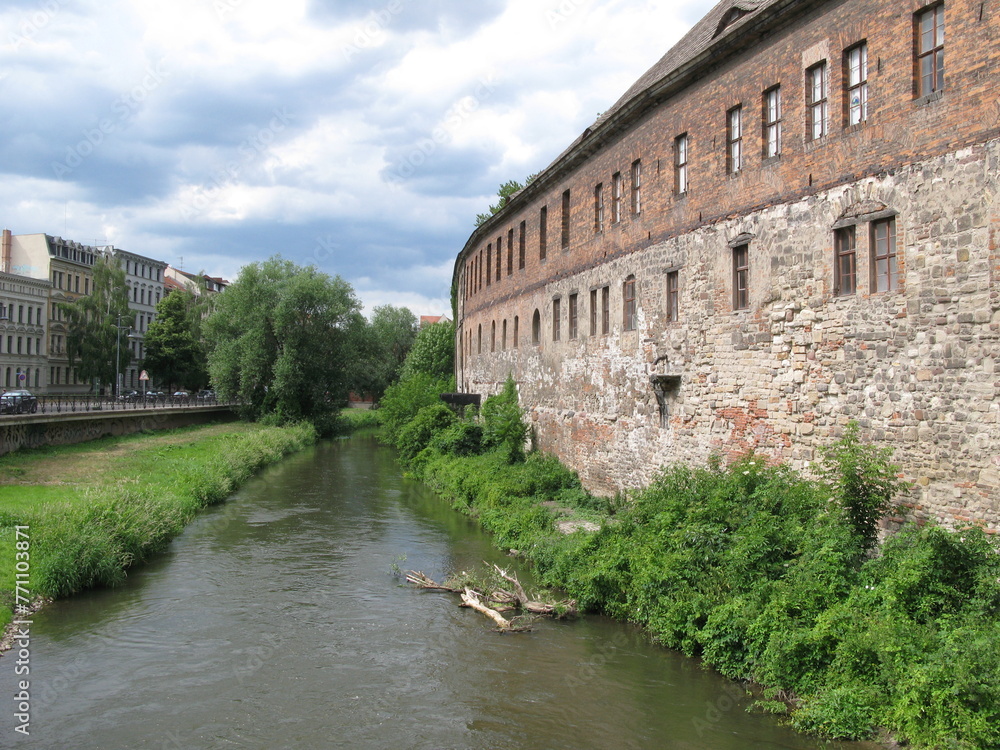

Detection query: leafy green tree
(203, 256), (364, 430)
(481, 375), (528, 463)
(817, 421), (909, 551)
(400, 320), (455, 380)
(473, 174), (537, 227)
(357, 305), (417, 402)
(60, 255), (132, 393)
(143, 290), (208, 392)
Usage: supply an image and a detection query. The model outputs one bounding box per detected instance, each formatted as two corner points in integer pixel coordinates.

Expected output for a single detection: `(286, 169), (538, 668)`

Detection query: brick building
(453, 0), (1000, 529)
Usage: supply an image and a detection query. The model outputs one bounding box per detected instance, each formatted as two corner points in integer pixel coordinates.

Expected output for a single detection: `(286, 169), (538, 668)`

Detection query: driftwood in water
(406, 566), (576, 630)
(460, 587), (514, 629)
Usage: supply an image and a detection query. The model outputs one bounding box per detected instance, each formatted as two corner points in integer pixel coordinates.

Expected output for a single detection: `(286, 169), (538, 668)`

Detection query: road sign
(139, 370), (149, 381)
(17, 372), (25, 381)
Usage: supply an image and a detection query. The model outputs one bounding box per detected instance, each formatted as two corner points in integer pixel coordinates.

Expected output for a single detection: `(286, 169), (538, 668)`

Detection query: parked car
(144, 390), (166, 401)
(0, 390), (39, 415)
(196, 389), (216, 401)
(172, 391), (190, 401)
(118, 389), (140, 402)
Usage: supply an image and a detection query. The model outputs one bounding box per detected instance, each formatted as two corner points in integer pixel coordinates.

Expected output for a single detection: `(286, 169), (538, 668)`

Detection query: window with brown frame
(518, 221), (526, 269)
(552, 297), (561, 341)
(631, 159), (642, 214)
(539, 206), (548, 260)
(486, 244), (492, 286)
(763, 87), (781, 158)
(569, 293), (579, 339)
(727, 106), (743, 173)
(612, 172), (622, 223)
(845, 43), (869, 125)
(507, 229), (514, 275)
(871, 218), (898, 292)
(601, 285), (610, 334)
(590, 288), (598, 335)
(496, 236), (502, 280)
(733, 244), (749, 310)
(666, 271), (679, 322)
(916, 4), (944, 97)
(623, 276), (637, 331)
(594, 183), (604, 232)
(674, 134), (688, 194)
(561, 190), (571, 250)
(834, 226), (857, 296)
(806, 62), (828, 140)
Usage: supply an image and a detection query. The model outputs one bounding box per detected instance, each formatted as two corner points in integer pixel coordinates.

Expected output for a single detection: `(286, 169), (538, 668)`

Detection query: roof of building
(420, 315), (452, 327)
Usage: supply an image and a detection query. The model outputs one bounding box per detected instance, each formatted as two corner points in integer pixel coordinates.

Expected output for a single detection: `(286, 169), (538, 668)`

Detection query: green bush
(481, 376), (528, 463)
(377, 372), (454, 443)
(430, 419), (483, 456)
(396, 403), (456, 464)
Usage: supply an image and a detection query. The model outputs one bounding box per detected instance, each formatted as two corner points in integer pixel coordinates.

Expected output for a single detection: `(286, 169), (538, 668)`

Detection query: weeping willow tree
(60, 255), (132, 393)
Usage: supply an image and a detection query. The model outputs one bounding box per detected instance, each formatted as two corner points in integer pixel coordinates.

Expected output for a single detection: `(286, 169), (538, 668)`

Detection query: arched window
(513, 316), (519, 349)
(477, 324), (482, 354)
(491, 321), (496, 352)
(502, 320), (507, 350)
(531, 309), (541, 345)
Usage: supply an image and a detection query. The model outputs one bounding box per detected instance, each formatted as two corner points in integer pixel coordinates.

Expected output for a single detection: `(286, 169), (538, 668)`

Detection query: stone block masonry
(454, 0), (1000, 532)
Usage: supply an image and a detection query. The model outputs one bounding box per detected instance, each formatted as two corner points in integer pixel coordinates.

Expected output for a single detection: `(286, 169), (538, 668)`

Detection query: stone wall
(460, 140), (1000, 532)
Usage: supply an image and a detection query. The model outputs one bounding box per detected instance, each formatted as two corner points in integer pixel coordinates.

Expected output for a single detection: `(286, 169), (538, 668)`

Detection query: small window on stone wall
(491, 321), (496, 352)
(834, 226), (857, 296)
(513, 315), (519, 348)
(623, 276), (637, 331)
(871, 217), (898, 292)
(502, 319), (507, 350)
(552, 297), (561, 341)
(569, 293), (579, 339)
(532, 309), (541, 345)
(666, 271), (679, 322)
(733, 244), (749, 310)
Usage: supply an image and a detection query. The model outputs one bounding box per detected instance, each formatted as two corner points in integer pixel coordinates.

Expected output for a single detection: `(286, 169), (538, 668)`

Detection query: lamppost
(113, 313), (132, 398)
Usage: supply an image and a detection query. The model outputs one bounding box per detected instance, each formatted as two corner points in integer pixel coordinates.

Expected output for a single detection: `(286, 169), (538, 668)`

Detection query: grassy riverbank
(0, 421), (317, 629)
(377, 377), (1000, 749)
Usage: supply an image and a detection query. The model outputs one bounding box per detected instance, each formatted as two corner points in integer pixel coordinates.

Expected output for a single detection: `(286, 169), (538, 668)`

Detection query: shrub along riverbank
(0, 421), (317, 630)
(378, 375), (1000, 749)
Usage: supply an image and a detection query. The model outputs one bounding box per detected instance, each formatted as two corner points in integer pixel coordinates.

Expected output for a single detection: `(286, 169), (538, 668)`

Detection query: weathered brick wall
(455, 0), (1000, 531)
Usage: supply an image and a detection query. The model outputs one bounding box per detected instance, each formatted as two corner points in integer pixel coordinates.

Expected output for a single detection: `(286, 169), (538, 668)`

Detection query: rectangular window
(539, 206), (548, 260)
(917, 5), (944, 97)
(807, 62), (828, 140)
(845, 43), (868, 125)
(561, 190), (571, 249)
(763, 87), (781, 158)
(594, 183), (604, 232)
(727, 106), (743, 173)
(569, 293), (579, 339)
(513, 316), (519, 348)
(496, 236), (502, 280)
(518, 221), (526, 269)
(631, 160), (642, 214)
(601, 286), (610, 335)
(590, 289), (598, 335)
(666, 271), (679, 322)
(486, 244), (492, 286)
(674, 134), (688, 194)
(612, 172), (622, 223)
(733, 244), (750, 310)
(834, 226), (857, 296)
(871, 218), (898, 292)
(623, 277), (636, 331)
(552, 297), (561, 341)
(507, 229), (514, 275)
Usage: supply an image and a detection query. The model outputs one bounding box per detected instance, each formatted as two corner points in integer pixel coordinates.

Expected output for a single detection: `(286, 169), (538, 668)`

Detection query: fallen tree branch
(405, 570), (463, 593)
(492, 564), (578, 619)
(460, 587), (514, 630)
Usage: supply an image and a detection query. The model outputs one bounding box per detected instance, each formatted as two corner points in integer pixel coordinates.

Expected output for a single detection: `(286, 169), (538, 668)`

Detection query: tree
(474, 174), (538, 227)
(202, 256), (364, 431)
(400, 319), (455, 380)
(143, 290), (208, 392)
(357, 305), (417, 402)
(60, 255), (132, 393)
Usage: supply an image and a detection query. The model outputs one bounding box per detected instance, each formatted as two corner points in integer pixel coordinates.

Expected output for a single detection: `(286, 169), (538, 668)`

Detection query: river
(1, 434), (878, 749)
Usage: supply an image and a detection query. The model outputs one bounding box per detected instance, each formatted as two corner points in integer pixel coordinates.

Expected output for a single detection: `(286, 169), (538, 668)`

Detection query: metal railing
(1, 394), (237, 416)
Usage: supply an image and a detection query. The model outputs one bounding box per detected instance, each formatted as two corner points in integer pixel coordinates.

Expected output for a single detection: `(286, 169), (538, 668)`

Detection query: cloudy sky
(1, 0), (712, 317)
